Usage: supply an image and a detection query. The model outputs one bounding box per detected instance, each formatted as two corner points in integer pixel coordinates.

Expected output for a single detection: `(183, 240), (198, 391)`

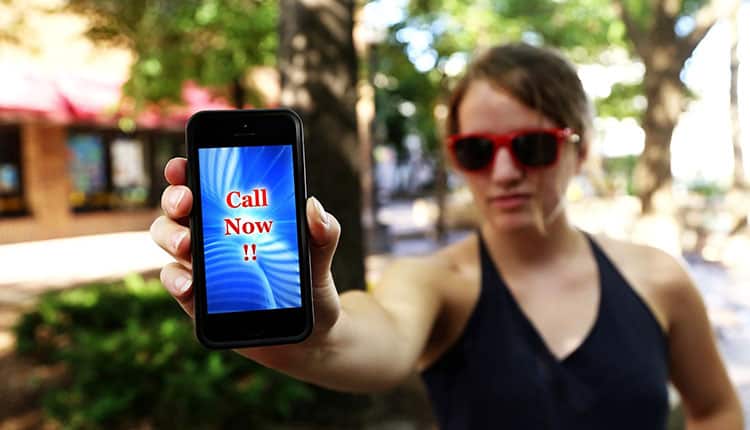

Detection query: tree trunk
(634, 70), (684, 213)
(616, 0), (719, 214)
(730, 0), (745, 189)
(279, 0), (365, 291)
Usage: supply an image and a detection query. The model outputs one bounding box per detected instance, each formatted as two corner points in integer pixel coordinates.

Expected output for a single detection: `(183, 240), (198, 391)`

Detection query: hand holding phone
(151, 111), (340, 352)
(152, 157), (344, 351)
(153, 145), (407, 391)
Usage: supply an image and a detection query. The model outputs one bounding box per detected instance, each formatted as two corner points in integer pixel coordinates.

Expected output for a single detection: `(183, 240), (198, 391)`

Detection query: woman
(151, 43), (742, 429)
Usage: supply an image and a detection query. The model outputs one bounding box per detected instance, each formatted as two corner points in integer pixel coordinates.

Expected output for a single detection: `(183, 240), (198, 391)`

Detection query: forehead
(457, 79), (555, 134)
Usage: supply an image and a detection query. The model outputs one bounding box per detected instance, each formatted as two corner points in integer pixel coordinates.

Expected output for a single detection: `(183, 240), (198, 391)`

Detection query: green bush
(14, 274), (372, 430)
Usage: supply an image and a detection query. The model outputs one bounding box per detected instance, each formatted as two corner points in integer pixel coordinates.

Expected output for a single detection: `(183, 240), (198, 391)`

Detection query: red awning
(0, 65), (235, 128)
(0, 67), (72, 120)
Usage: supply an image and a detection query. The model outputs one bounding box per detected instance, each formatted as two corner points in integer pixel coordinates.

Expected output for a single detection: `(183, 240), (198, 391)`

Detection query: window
(110, 137), (149, 208)
(148, 132), (185, 207)
(67, 128), (185, 212)
(67, 132), (111, 212)
(0, 125), (27, 217)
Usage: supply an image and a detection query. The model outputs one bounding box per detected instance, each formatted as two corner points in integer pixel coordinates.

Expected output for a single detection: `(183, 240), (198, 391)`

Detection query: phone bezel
(186, 109), (313, 349)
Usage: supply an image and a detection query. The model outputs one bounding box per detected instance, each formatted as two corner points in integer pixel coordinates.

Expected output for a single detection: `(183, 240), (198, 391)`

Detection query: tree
(62, 0), (365, 290)
(279, 0), (365, 291)
(614, 0), (722, 212)
(378, 0), (629, 225)
(61, 0), (278, 108)
(386, 0), (728, 213)
(369, 24), (449, 239)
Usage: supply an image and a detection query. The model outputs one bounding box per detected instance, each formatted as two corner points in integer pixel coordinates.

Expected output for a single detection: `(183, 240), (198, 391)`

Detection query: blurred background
(0, 0), (748, 428)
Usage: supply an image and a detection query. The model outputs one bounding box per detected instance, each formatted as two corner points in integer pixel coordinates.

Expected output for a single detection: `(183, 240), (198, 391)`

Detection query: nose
(490, 146), (524, 184)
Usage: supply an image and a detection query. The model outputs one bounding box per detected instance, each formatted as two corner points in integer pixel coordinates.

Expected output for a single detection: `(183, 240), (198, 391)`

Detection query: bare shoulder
(592, 234), (691, 285)
(590, 233), (697, 331)
(427, 233), (481, 295)
(370, 233), (481, 371)
(374, 233), (481, 364)
(383, 234), (483, 370)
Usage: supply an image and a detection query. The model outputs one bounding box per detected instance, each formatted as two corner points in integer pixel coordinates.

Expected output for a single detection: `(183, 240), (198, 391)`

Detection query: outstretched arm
(151, 157), (442, 392)
(664, 256), (743, 429)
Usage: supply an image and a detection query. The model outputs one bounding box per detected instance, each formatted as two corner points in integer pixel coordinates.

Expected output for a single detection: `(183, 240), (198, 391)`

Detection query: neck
(479, 212), (584, 266)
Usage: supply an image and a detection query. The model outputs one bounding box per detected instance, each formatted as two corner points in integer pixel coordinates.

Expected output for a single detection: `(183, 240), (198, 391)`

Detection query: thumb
(306, 197), (341, 329)
(306, 197), (341, 282)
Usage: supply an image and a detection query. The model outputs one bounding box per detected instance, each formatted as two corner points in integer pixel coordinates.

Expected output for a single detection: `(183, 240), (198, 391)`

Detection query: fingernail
(312, 197), (328, 227)
(174, 276), (192, 295)
(173, 231), (187, 251)
(170, 189), (185, 211)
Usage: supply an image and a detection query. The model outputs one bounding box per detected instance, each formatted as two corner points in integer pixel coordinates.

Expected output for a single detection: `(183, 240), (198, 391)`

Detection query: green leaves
(63, 0), (278, 106)
(374, 0), (634, 161)
(13, 276), (321, 429)
(596, 81), (646, 119)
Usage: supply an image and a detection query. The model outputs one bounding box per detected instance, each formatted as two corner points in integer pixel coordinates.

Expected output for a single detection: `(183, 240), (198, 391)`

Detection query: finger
(161, 185), (193, 221)
(150, 215), (192, 268)
(306, 197), (342, 330)
(306, 197), (341, 289)
(165, 157), (187, 186)
(160, 262), (194, 318)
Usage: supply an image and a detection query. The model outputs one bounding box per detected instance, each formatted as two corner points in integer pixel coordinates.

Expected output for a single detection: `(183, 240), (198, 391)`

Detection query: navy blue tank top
(421, 232), (669, 429)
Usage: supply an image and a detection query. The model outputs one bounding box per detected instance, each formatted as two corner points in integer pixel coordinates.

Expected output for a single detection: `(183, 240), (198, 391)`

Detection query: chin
(483, 211), (536, 233)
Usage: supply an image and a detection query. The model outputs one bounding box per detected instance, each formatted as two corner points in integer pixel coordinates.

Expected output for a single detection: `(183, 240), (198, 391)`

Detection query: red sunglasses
(447, 128), (579, 172)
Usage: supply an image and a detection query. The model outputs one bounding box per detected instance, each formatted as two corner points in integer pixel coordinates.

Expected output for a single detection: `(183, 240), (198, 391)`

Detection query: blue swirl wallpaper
(198, 145), (301, 314)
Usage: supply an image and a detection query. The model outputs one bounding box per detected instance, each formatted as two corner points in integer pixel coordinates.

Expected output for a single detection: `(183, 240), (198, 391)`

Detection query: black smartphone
(186, 109), (313, 349)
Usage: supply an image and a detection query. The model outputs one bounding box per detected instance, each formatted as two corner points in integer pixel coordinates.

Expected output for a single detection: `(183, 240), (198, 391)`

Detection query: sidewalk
(0, 231), (173, 305)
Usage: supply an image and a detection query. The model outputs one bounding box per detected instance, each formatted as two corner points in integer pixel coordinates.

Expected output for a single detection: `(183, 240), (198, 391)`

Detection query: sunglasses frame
(447, 127), (578, 172)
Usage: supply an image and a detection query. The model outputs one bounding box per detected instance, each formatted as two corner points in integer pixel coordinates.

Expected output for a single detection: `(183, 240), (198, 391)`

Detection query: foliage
(595, 82), (645, 119)
(620, 0), (709, 38)
(603, 155), (639, 195)
(377, 0), (720, 209)
(373, 26), (444, 155)
(14, 275), (372, 429)
(61, 0), (278, 106)
(411, 0), (626, 60)
(373, 0), (635, 164)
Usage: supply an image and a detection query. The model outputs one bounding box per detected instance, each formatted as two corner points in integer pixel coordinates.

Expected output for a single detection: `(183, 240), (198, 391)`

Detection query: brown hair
(447, 43), (593, 147)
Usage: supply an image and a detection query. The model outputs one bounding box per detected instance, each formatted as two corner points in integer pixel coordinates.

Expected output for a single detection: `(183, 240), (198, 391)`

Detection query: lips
(487, 193), (531, 210)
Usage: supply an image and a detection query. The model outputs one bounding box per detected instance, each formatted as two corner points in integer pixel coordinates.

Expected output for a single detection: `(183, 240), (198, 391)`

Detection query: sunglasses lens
(453, 137), (495, 170)
(511, 132), (558, 166)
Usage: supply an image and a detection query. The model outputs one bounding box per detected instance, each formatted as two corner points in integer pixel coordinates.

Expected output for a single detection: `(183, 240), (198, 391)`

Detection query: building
(0, 2), (268, 244)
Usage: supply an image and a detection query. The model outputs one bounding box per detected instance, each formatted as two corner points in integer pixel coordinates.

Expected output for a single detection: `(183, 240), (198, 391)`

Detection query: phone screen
(197, 144), (301, 314)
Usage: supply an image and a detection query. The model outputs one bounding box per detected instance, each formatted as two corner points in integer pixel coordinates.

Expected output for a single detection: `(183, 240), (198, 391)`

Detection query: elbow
(314, 369), (412, 394)
(684, 396), (744, 430)
(345, 359), (417, 393)
(364, 369), (415, 394)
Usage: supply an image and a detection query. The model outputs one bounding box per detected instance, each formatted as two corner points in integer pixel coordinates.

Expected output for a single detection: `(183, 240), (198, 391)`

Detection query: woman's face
(455, 79), (583, 233)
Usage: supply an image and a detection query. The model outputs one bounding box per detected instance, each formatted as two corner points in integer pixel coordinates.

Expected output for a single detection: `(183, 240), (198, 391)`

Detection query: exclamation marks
(243, 244), (257, 261)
